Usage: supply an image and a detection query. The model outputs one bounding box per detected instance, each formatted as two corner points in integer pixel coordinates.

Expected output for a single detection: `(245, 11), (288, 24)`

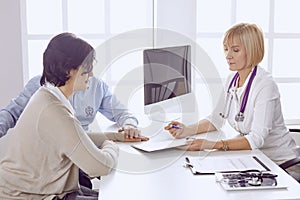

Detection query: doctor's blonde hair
(223, 23), (264, 68)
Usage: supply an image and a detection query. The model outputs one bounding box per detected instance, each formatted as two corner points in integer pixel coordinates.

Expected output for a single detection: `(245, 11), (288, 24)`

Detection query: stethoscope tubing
(220, 66), (257, 122)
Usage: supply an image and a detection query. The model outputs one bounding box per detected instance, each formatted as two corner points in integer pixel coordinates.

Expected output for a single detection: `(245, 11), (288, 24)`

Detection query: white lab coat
(207, 67), (297, 164)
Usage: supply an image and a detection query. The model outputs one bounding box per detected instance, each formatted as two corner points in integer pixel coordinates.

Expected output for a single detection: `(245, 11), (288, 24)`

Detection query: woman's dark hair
(40, 32), (95, 86)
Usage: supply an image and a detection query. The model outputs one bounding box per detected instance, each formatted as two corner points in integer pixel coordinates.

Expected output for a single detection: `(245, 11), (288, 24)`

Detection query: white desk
(91, 113), (300, 200)
(94, 120), (300, 200)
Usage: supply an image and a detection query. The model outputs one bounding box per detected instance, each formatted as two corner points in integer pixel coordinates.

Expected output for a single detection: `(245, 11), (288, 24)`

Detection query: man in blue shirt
(0, 75), (140, 137)
(0, 74), (142, 189)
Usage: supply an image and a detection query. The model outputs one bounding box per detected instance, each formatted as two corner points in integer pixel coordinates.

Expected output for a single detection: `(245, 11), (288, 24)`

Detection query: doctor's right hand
(164, 121), (190, 139)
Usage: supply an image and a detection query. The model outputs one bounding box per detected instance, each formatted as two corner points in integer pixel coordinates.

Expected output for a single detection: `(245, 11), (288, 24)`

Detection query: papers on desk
(215, 171), (287, 191)
(131, 138), (187, 152)
(187, 155), (287, 190)
(186, 155), (269, 174)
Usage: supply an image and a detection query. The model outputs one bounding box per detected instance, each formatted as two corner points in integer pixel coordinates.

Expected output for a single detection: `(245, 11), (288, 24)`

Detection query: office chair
(279, 128), (300, 181)
(144, 77), (186, 105)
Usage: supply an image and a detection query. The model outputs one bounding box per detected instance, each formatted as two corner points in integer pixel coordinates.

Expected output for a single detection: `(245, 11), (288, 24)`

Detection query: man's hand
(121, 124), (140, 138)
(118, 125), (149, 142)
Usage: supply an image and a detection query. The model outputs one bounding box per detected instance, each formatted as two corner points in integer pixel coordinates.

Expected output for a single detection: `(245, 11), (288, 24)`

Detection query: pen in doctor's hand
(171, 125), (182, 129)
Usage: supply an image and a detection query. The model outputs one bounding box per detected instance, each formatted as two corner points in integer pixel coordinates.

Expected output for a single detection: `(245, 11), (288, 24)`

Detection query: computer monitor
(143, 45), (191, 115)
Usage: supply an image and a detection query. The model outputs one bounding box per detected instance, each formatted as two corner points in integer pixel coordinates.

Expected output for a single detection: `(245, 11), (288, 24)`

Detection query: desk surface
(92, 114), (300, 200)
(98, 137), (300, 200)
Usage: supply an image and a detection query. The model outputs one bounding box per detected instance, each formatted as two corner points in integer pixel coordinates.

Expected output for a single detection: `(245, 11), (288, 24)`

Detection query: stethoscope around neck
(219, 66), (257, 122)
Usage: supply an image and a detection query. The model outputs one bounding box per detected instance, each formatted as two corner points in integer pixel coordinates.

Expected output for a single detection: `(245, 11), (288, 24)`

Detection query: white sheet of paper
(189, 156), (267, 173)
(131, 138), (187, 152)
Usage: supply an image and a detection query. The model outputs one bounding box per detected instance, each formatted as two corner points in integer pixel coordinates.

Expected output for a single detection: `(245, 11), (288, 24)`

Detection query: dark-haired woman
(0, 33), (119, 199)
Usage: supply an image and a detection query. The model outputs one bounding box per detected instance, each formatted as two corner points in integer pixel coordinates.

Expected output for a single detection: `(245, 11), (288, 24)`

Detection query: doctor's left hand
(178, 139), (215, 151)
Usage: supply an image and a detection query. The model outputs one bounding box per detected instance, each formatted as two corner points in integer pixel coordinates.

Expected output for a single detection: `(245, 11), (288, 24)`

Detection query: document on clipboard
(186, 155), (269, 174)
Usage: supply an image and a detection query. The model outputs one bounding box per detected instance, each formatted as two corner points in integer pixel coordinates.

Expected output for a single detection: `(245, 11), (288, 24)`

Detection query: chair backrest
(290, 131), (300, 146)
(144, 77), (186, 105)
(289, 130), (300, 156)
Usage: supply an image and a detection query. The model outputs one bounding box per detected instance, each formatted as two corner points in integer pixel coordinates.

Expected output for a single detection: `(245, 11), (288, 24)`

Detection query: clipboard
(184, 155), (270, 175)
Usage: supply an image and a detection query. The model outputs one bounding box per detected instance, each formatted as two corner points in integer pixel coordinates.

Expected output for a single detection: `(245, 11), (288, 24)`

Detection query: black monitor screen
(143, 45), (191, 106)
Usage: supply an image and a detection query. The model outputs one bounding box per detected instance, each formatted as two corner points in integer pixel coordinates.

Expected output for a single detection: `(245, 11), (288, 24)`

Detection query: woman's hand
(164, 121), (197, 139)
(123, 135), (149, 142)
(178, 139), (216, 151)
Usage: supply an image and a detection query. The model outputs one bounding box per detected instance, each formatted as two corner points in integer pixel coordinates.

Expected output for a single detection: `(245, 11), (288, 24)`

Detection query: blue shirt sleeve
(0, 75), (41, 137)
(97, 80), (138, 127)
(72, 77), (138, 130)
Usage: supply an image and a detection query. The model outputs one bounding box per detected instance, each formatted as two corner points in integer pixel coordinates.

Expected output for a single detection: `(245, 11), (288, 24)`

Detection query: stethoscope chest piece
(235, 112), (245, 122)
(248, 177), (262, 186)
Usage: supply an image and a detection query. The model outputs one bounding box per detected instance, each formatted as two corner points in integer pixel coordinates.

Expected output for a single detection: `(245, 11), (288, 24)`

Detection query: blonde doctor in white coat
(165, 23), (299, 179)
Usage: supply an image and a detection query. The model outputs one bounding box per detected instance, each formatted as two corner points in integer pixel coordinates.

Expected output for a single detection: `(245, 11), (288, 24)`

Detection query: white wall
(0, 0), (197, 109)
(0, 0), (24, 107)
(155, 0), (196, 45)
